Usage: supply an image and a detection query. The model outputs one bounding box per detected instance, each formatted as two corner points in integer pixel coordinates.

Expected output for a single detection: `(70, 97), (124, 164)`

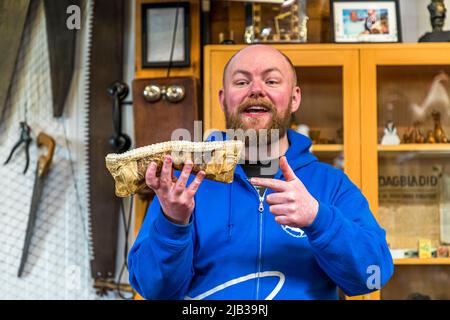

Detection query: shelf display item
(247, 0), (308, 43)
(432, 110), (448, 143)
(296, 124), (310, 138)
(309, 129), (321, 144)
(419, 0), (450, 42)
(402, 121), (426, 143)
(419, 239), (433, 258)
(381, 121), (401, 145)
(410, 72), (450, 121)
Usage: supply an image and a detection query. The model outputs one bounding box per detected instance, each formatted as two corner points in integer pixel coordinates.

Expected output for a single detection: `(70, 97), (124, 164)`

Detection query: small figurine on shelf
(244, 26), (255, 44)
(381, 121), (401, 145)
(432, 109), (448, 143)
(415, 121), (426, 143)
(402, 127), (412, 143)
(296, 124), (310, 138)
(427, 130), (436, 143)
(309, 129), (320, 144)
(403, 121), (426, 143)
(419, 0), (450, 42)
(437, 245), (449, 258)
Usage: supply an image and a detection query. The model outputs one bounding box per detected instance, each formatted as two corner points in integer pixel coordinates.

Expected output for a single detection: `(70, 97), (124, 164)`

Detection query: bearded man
(128, 45), (393, 300)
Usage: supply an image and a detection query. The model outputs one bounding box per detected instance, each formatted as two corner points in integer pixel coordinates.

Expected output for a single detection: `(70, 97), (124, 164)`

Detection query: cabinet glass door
(204, 44), (364, 299)
(293, 66), (344, 170)
(204, 45), (361, 186)
(362, 45), (450, 300)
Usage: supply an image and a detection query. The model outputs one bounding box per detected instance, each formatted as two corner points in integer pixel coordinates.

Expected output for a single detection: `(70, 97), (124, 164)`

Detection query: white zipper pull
(258, 197), (264, 213)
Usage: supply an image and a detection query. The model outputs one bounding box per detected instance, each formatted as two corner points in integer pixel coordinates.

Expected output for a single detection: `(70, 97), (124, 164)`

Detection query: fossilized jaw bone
(105, 140), (244, 197)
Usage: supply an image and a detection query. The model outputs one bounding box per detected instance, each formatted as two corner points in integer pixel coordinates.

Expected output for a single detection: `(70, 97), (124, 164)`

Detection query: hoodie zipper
(248, 183), (267, 300)
(256, 189), (266, 300)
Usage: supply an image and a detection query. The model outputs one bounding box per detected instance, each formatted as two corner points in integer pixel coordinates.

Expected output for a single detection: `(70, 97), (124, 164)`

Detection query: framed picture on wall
(330, 0), (402, 43)
(141, 2), (190, 68)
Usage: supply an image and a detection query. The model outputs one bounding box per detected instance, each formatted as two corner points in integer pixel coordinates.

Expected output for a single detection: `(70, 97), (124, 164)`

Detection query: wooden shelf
(311, 144), (343, 152)
(394, 258), (450, 265)
(378, 144), (450, 152)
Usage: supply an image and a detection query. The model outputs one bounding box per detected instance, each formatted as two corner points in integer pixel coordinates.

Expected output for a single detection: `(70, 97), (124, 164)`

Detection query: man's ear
(219, 88), (225, 113)
(290, 86), (301, 113)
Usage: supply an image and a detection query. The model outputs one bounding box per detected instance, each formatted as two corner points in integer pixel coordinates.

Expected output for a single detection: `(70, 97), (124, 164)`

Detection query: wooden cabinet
(204, 44), (361, 186)
(360, 44), (450, 300)
(204, 43), (450, 300)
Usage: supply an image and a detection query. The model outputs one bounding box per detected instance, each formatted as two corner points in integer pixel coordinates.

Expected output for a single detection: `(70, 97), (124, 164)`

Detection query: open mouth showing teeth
(243, 105), (270, 113)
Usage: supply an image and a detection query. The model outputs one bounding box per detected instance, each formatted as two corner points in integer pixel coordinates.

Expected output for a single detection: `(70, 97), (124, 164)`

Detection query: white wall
(0, 0), (96, 299)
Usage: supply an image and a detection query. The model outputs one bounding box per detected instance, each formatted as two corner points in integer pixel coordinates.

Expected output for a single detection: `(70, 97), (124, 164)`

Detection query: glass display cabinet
(204, 44), (364, 299)
(361, 44), (450, 300)
(203, 44), (361, 187)
(204, 43), (450, 300)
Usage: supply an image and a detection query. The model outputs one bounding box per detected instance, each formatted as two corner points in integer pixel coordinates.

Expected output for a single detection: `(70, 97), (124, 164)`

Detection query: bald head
(218, 44), (302, 144)
(222, 45), (298, 88)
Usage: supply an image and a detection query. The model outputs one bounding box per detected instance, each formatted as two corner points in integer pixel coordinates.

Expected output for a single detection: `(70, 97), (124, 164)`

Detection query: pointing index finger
(249, 177), (286, 192)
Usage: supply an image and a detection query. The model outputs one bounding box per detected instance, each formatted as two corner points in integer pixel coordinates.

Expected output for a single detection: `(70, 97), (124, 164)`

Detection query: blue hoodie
(128, 129), (394, 300)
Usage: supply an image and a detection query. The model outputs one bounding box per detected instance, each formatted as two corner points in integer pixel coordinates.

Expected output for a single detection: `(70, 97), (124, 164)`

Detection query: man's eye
(235, 81), (248, 86)
(266, 80), (279, 85)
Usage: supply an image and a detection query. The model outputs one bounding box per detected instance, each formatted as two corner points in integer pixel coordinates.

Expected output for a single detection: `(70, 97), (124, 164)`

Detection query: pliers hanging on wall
(4, 121), (32, 174)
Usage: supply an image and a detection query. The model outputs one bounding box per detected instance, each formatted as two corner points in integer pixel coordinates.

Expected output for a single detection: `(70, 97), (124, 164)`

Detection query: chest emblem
(282, 225), (307, 238)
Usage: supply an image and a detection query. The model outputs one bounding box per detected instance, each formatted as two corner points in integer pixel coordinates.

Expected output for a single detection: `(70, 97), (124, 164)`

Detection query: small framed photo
(243, 0), (308, 43)
(330, 0), (402, 43)
(141, 2), (190, 68)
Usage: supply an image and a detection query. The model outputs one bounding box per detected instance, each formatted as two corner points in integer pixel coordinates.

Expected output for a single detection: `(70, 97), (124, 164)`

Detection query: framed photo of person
(141, 2), (190, 68)
(330, 0), (402, 43)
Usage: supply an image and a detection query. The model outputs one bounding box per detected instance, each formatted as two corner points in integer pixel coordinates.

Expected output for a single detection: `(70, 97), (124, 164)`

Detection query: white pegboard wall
(0, 0), (96, 299)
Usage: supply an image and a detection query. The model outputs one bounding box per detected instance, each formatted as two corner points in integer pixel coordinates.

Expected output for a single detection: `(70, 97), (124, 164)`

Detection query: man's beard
(224, 97), (292, 147)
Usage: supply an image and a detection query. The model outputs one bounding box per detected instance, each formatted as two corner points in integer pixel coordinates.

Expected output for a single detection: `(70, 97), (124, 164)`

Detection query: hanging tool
(18, 132), (55, 277)
(0, 0), (30, 124)
(4, 121), (32, 174)
(43, 0), (80, 117)
(87, 0), (124, 282)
